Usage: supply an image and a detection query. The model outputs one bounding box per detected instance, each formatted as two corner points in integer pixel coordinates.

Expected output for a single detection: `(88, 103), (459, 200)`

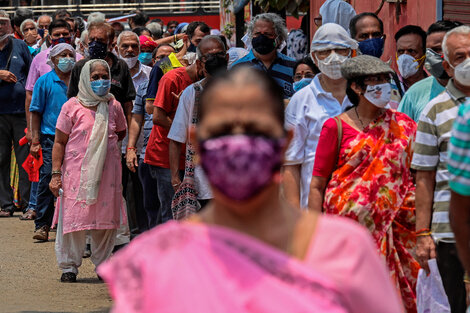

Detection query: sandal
(19, 209), (36, 220)
(0, 209), (13, 217)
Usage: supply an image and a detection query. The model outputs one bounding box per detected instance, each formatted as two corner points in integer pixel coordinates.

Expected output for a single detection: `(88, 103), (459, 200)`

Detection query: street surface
(0, 212), (111, 313)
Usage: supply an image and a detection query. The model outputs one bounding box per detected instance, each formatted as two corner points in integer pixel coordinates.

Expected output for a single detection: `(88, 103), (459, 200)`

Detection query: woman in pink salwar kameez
(99, 67), (404, 312)
(50, 59), (126, 283)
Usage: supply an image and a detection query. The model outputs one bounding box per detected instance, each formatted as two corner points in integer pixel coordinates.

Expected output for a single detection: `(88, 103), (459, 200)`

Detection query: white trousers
(55, 228), (117, 274)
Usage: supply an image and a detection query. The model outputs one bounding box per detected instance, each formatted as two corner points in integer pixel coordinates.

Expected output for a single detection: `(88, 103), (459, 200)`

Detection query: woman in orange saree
(309, 55), (420, 313)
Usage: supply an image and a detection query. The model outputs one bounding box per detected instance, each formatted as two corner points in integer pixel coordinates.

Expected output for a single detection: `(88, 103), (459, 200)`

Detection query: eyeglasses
(364, 75), (391, 85)
(201, 52), (225, 62)
(315, 48), (351, 59)
(293, 73), (315, 81)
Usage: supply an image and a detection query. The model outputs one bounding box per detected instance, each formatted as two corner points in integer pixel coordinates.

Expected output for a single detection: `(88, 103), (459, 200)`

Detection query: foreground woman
(99, 67), (403, 313)
(49, 59), (127, 282)
(309, 55), (419, 312)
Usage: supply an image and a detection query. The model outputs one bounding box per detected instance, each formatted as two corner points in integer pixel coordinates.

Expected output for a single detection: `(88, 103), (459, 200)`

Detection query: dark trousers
(148, 164), (182, 224)
(34, 135), (55, 230)
(0, 114), (30, 211)
(138, 160), (160, 228)
(121, 156), (148, 236)
(436, 241), (467, 313)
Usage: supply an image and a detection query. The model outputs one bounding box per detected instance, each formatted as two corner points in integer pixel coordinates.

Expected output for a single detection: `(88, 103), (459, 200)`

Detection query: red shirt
(313, 118), (359, 178)
(144, 67), (193, 169)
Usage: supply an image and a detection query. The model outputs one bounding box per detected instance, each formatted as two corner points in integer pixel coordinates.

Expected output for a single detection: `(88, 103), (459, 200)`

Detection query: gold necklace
(354, 106), (365, 128)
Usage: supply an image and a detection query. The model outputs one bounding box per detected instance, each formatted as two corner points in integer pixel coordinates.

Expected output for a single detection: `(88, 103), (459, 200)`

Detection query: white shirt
(168, 82), (213, 200)
(121, 62), (152, 155)
(284, 74), (352, 208)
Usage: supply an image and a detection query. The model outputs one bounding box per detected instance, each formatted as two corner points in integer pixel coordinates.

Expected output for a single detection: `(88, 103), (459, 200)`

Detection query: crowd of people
(2, 0), (470, 312)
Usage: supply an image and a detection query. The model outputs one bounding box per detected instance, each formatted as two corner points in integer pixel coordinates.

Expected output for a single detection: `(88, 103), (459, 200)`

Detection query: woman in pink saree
(99, 67), (403, 313)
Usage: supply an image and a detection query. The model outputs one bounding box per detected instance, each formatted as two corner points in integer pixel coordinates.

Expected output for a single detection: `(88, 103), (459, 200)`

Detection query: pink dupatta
(98, 221), (347, 313)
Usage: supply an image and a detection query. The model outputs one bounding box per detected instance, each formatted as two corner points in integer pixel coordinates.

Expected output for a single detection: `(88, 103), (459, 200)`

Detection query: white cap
(310, 23), (358, 52)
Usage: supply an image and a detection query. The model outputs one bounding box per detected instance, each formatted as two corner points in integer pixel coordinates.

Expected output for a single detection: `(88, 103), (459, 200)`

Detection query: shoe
(0, 209), (13, 217)
(83, 244), (91, 258)
(33, 225), (49, 241)
(60, 272), (77, 283)
(19, 209), (36, 220)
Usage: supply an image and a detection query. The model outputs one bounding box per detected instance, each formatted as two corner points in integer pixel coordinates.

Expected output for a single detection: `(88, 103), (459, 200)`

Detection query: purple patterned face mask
(200, 134), (285, 201)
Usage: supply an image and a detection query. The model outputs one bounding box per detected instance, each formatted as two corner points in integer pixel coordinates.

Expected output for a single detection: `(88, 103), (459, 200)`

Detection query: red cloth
(313, 118), (358, 178)
(22, 150), (43, 182)
(139, 35), (158, 49)
(144, 67), (193, 169)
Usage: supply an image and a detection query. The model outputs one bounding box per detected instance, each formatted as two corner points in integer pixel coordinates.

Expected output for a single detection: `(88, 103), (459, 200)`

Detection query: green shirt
(448, 99), (470, 196)
(398, 76), (446, 122)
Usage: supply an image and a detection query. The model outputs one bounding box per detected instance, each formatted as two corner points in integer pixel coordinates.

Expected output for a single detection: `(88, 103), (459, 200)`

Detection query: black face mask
(252, 34), (276, 55)
(188, 43), (197, 53)
(425, 48), (450, 80)
(88, 40), (108, 59)
(204, 54), (228, 76)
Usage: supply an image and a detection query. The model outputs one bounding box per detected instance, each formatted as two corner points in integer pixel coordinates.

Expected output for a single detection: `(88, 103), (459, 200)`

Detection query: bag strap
(334, 116), (343, 170)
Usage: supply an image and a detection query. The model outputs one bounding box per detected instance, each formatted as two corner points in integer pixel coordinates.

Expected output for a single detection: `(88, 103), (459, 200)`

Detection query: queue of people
(2, 4), (470, 313)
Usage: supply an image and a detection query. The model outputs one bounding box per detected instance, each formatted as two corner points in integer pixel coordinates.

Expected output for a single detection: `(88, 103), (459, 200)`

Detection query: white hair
(87, 12), (106, 26)
(146, 22), (163, 39)
(20, 19), (37, 34)
(0, 10), (9, 19)
(117, 30), (140, 47)
(80, 29), (88, 43)
(37, 15), (52, 23)
(246, 13), (288, 44)
(443, 25), (470, 61)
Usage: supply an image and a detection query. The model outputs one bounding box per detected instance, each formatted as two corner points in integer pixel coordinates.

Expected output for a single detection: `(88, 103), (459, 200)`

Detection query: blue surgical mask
(56, 57), (75, 73)
(138, 52), (153, 65)
(293, 78), (313, 92)
(358, 37), (384, 58)
(90, 79), (111, 97)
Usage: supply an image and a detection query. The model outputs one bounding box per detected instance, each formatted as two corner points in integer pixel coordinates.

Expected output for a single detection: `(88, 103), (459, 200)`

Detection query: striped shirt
(448, 99), (470, 196)
(411, 80), (466, 242)
(232, 50), (295, 99)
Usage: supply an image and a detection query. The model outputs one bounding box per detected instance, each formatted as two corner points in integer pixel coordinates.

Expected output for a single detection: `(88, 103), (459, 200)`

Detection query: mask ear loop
(414, 54), (426, 69)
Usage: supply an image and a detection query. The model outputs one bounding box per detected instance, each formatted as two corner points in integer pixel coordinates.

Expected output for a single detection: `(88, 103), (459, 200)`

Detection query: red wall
(310, 0), (437, 63)
(149, 15), (220, 30)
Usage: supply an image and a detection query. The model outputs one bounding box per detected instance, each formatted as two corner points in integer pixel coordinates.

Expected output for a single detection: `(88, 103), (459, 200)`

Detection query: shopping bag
(416, 259), (451, 313)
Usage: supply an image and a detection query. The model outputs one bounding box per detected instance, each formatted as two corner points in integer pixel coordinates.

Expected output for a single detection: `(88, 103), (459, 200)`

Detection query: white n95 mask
(315, 52), (349, 80)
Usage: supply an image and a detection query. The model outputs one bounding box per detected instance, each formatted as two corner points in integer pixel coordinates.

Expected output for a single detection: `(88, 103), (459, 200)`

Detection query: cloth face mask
(88, 40), (108, 59)
(90, 79), (111, 97)
(293, 77), (313, 92)
(120, 54), (139, 69)
(204, 54), (228, 76)
(425, 48), (449, 80)
(364, 82), (392, 108)
(397, 53), (424, 79)
(315, 52), (349, 80)
(57, 57), (75, 73)
(358, 37), (384, 58)
(252, 34), (277, 55)
(51, 36), (72, 47)
(138, 52), (152, 65)
(452, 58), (470, 87)
(200, 134), (285, 202)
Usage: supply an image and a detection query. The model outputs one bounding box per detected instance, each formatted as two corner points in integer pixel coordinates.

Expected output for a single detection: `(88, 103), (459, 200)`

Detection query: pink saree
(98, 221), (349, 313)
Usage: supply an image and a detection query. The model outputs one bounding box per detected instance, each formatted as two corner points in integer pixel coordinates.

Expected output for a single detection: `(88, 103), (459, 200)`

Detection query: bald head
(196, 35), (226, 59)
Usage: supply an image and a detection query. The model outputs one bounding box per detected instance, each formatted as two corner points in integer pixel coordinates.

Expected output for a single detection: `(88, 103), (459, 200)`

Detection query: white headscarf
(76, 59), (114, 205)
(310, 23), (358, 52)
(46, 43), (76, 68)
(319, 0), (356, 32)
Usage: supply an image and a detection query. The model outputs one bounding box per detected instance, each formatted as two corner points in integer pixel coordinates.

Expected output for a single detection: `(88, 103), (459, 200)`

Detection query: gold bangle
(416, 232), (432, 237)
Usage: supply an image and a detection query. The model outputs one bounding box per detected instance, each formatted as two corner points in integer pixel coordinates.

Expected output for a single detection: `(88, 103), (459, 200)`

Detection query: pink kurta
(54, 97), (126, 234)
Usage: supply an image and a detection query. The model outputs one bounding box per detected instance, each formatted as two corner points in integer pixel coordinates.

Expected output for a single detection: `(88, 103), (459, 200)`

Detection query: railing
(3, 1), (220, 16)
